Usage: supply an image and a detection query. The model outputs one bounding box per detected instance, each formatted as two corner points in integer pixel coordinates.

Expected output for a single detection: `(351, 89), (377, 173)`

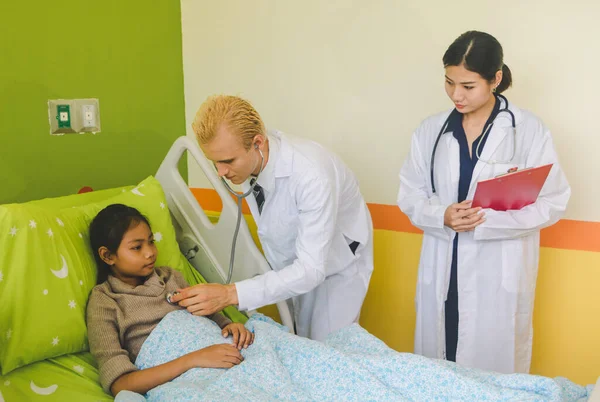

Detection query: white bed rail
(589, 377), (600, 402)
(155, 136), (294, 332)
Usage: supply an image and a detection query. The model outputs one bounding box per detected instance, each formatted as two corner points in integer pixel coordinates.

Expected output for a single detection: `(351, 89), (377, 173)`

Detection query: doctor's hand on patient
(171, 283), (239, 316)
(444, 200), (486, 232)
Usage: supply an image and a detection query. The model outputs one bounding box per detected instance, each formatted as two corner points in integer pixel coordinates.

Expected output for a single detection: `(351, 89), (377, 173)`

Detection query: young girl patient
(86, 204), (254, 397)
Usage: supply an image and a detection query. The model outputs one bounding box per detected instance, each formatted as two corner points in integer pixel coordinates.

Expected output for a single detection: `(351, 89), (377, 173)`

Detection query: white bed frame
(155, 136), (295, 332)
(592, 378), (600, 402)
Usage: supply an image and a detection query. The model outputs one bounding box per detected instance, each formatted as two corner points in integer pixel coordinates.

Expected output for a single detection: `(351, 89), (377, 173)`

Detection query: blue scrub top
(443, 96), (501, 202)
(442, 96), (500, 361)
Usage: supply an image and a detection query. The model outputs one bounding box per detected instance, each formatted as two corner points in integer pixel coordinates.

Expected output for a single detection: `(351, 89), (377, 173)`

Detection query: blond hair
(192, 95), (266, 150)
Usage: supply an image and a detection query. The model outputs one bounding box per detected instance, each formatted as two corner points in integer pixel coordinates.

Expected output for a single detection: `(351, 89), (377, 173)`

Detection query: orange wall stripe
(540, 218), (600, 253)
(367, 203), (600, 252)
(190, 187), (251, 214)
(190, 188), (600, 253)
(367, 202), (423, 235)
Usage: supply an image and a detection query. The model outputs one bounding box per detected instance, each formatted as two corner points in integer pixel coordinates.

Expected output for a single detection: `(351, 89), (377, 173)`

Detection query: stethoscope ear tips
(166, 291), (180, 305)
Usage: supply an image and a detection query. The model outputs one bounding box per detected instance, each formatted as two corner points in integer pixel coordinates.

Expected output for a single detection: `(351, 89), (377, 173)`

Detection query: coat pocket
(261, 208), (299, 261)
(418, 235), (443, 285)
(501, 239), (538, 294)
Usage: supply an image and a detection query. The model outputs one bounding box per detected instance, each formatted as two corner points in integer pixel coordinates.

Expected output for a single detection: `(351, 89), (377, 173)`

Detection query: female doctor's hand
(444, 200), (486, 232)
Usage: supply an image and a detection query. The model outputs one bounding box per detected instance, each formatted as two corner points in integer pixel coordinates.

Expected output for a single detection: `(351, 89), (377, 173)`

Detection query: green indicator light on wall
(56, 104), (71, 129)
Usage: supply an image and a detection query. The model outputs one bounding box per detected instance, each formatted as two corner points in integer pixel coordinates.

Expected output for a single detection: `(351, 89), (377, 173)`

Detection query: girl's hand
(110, 344), (243, 396)
(222, 323), (255, 350)
(185, 344), (243, 369)
(444, 200), (485, 232)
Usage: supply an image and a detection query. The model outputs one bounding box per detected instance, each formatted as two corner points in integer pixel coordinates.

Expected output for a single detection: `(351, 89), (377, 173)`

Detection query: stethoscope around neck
(430, 93), (517, 194)
(166, 144), (265, 305)
(220, 144), (265, 284)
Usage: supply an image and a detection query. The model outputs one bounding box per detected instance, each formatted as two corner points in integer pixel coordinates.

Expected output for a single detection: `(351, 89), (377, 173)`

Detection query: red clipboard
(471, 163), (553, 211)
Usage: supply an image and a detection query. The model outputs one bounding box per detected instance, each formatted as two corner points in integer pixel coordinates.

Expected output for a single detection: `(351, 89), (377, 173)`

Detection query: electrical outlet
(76, 98), (101, 133)
(82, 104), (96, 128)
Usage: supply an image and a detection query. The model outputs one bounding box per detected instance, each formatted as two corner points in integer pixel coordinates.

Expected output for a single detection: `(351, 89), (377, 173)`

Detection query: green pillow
(0, 176), (244, 375)
(24, 186), (133, 211)
(0, 202), (95, 374)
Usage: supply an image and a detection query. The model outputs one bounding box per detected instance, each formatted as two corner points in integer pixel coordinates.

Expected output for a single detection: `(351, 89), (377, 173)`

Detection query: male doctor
(171, 95), (374, 341)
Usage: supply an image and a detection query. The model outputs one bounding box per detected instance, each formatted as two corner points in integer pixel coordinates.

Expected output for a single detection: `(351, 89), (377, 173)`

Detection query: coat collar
(242, 130), (294, 196)
(469, 95), (521, 191)
(436, 96), (522, 194)
(271, 130), (294, 179)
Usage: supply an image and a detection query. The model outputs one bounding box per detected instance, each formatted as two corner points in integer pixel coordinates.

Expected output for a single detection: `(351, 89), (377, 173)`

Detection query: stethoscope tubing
(430, 94), (516, 194)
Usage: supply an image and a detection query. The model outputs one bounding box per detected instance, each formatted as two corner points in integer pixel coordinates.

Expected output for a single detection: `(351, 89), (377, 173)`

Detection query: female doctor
(397, 31), (570, 374)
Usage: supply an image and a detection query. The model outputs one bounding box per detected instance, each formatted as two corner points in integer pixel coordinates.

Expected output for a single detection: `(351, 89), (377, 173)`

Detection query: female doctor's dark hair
(442, 31), (513, 94)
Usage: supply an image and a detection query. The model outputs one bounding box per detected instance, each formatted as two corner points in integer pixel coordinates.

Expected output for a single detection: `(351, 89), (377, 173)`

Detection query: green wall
(0, 1), (187, 204)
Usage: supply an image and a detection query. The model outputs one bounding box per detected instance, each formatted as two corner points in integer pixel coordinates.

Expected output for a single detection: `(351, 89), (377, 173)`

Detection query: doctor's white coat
(235, 130), (374, 341)
(397, 98), (570, 373)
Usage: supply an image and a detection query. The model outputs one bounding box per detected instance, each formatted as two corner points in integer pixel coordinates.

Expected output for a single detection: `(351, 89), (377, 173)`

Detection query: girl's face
(102, 221), (157, 287)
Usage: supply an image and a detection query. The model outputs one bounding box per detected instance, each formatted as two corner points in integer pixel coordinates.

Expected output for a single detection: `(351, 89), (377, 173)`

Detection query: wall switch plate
(48, 98), (101, 135)
(48, 99), (76, 134)
(57, 104), (71, 128)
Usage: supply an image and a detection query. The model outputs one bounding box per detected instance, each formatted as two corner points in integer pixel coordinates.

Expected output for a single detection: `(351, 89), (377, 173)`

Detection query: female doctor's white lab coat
(397, 99), (570, 373)
(235, 130), (374, 341)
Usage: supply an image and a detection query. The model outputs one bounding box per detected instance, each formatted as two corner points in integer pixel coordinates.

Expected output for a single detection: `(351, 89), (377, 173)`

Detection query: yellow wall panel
(358, 230), (600, 385)
(359, 230), (420, 353)
(531, 248), (600, 385)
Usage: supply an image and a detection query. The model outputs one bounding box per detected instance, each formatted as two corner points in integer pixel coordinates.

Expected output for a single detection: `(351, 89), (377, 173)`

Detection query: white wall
(181, 0), (600, 221)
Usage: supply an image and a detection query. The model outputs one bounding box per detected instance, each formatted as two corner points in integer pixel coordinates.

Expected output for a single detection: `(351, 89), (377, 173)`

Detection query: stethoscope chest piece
(166, 291), (180, 305)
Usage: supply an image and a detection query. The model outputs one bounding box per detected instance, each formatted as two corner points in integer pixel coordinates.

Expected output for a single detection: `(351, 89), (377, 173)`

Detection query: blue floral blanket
(114, 311), (592, 401)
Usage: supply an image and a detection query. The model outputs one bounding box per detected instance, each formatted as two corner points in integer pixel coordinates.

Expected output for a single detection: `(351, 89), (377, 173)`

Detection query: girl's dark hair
(89, 204), (152, 284)
(442, 31), (512, 94)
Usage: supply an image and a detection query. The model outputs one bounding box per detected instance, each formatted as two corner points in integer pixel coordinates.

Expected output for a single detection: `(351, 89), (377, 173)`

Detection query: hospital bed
(0, 136), (597, 401)
(155, 136), (294, 331)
